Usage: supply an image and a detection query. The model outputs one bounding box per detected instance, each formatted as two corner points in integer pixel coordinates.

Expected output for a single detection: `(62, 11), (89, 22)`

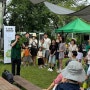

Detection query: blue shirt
(55, 82), (80, 90)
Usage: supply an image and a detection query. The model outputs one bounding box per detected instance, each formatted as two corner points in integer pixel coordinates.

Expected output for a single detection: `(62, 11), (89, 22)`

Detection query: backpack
(2, 70), (14, 84)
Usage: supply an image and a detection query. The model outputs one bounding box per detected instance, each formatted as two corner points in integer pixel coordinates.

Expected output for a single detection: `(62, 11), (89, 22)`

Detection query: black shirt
(49, 44), (57, 54)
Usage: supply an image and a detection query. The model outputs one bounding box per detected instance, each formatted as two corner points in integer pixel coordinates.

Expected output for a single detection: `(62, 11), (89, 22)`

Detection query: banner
(4, 26), (15, 63)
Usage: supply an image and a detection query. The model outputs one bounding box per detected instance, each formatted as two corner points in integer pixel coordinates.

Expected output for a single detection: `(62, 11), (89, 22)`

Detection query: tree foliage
(4, 0), (88, 34)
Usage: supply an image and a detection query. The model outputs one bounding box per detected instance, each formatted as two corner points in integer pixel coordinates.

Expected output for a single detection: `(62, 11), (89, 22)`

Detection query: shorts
(38, 58), (44, 65)
(42, 50), (45, 57)
(49, 55), (56, 64)
(31, 47), (37, 56)
(45, 50), (50, 60)
(23, 56), (33, 63)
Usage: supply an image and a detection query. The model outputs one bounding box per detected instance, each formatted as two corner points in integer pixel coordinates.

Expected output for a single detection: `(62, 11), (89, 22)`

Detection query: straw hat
(61, 61), (86, 82)
(71, 38), (77, 41)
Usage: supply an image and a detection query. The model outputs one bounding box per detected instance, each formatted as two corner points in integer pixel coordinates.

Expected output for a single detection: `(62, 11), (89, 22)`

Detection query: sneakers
(50, 68), (53, 72)
(48, 68), (51, 71)
(39, 66), (43, 69)
(48, 68), (53, 72)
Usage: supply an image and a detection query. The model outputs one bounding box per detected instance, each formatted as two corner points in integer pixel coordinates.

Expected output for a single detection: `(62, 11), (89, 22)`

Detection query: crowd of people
(10, 32), (90, 90)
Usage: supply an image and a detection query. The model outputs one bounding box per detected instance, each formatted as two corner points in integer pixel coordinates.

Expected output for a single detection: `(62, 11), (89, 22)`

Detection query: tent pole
(72, 33), (74, 38)
(80, 34), (81, 44)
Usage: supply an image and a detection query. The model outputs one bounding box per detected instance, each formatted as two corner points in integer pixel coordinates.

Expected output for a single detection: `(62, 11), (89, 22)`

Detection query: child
(37, 47), (44, 68)
(76, 45), (83, 62)
(48, 39), (57, 72)
(23, 44), (32, 66)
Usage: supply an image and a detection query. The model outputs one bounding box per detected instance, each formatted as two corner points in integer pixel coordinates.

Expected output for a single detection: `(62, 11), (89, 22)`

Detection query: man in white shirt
(44, 33), (51, 65)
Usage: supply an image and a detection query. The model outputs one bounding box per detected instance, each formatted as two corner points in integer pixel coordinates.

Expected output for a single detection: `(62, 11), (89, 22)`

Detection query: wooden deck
(0, 77), (20, 90)
(14, 75), (41, 90)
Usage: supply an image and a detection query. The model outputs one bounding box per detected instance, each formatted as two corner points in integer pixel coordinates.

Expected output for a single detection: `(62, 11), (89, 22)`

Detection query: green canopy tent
(55, 18), (90, 33)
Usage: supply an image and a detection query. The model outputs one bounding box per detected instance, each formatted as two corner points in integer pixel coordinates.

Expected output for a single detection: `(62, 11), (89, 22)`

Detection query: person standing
(57, 36), (66, 73)
(56, 34), (61, 60)
(23, 32), (30, 47)
(23, 44), (32, 67)
(76, 45), (83, 62)
(68, 38), (77, 59)
(56, 34), (61, 69)
(31, 33), (38, 66)
(48, 39), (57, 72)
(39, 39), (46, 66)
(10, 34), (21, 75)
(44, 33), (51, 65)
(37, 47), (44, 68)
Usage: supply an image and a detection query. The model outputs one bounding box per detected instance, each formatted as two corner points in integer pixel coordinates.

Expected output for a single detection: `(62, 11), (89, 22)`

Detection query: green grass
(0, 50), (89, 89)
(0, 62), (58, 89)
(21, 65), (58, 88)
(0, 52), (68, 89)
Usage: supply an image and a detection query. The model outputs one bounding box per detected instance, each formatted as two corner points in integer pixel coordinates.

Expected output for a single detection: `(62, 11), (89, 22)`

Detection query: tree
(4, 0), (88, 34)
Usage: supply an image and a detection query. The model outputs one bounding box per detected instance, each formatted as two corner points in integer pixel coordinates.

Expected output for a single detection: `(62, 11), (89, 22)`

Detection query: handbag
(2, 70), (14, 84)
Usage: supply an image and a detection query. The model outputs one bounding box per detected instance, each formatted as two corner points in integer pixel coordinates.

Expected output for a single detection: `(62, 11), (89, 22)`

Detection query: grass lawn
(0, 62), (58, 89)
(0, 55), (69, 89)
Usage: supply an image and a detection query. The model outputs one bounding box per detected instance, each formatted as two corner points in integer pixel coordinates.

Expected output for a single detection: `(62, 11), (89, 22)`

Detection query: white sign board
(4, 26), (15, 63)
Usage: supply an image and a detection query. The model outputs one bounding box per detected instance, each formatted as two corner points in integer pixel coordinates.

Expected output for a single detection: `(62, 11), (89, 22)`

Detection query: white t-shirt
(31, 39), (37, 47)
(76, 52), (83, 60)
(68, 44), (77, 58)
(44, 38), (51, 50)
(39, 41), (46, 50)
(29, 38), (33, 47)
(37, 51), (43, 58)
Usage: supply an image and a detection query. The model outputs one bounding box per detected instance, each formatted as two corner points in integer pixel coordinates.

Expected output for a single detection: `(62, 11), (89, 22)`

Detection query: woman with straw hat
(31, 33), (38, 66)
(68, 38), (77, 59)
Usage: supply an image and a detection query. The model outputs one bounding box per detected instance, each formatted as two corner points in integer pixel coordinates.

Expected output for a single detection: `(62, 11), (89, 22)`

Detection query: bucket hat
(61, 61), (86, 82)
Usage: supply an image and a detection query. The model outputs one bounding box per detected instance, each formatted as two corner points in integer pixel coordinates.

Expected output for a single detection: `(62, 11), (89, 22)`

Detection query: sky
(87, 0), (90, 3)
